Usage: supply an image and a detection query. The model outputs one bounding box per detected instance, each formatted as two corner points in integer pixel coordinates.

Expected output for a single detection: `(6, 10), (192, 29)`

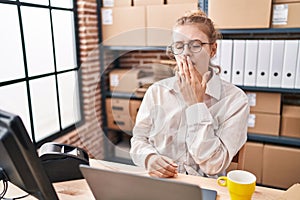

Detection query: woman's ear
(210, 42), (217, 58)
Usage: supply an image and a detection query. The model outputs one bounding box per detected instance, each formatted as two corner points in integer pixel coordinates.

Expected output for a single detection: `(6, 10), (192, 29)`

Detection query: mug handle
(217, 176), (227, 187)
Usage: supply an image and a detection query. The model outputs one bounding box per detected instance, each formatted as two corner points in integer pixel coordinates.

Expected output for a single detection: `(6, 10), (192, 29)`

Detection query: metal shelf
(106, 87), (300, 99)
(105, 91), (143, 100)
(221, 28), (300, 34)
(248, 133), (300, 148)
(237, 86), (300, 94)
(103, 45), (166, 51)
(221, 28), (300, 39)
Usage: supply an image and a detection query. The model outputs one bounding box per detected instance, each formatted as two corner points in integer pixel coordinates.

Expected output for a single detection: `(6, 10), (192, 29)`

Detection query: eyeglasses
(168, 39), (212, 55)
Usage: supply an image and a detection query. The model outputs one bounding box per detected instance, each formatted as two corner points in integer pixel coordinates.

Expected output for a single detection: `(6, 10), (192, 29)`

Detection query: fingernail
(171, 163), (178, 167)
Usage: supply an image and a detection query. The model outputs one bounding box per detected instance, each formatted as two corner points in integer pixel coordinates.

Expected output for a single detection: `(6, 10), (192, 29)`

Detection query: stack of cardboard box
(241, 142), (300, 189)
(106, 97), (141, 131)
(243, 91), (300, 189)
(106, 68), (146, 131)
(262, 144), (300, 189)
(101, 0), (300, 46)
(247, 92), (281, 136)
(101, 0), (198, 46)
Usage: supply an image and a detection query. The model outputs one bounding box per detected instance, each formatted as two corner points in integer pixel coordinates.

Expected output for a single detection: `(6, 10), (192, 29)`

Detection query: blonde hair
(167, 10), (222, 74)
(174, 10), (222, 43)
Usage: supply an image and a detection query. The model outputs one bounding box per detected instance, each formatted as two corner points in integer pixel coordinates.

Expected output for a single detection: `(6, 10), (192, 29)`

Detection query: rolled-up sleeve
(130, 88), (157, 169)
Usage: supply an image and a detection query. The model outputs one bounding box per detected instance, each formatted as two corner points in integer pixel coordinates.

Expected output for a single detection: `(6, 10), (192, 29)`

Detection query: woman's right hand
(176, 56), (211, 106)
(145, 154), (178, 178)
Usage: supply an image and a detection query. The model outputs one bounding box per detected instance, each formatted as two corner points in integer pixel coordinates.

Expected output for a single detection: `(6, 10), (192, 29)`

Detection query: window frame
(0, 0), (84, 147)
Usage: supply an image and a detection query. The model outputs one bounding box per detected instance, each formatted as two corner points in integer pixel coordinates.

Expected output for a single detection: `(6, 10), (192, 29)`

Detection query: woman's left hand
(176, 56), (211, 106)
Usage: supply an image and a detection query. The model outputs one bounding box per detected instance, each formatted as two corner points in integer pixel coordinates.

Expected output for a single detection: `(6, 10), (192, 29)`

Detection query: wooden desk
(1, 159), (285, 200)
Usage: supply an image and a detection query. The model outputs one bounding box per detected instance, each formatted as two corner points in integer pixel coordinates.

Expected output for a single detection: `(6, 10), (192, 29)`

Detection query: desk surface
(1, 159), (285, 200)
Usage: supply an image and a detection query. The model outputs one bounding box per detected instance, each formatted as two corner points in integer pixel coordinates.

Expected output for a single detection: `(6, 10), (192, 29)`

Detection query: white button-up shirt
(130, 71), (249, 177)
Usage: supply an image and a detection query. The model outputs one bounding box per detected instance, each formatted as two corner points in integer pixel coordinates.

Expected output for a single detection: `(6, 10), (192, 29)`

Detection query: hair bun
(184, 10), (207, 18)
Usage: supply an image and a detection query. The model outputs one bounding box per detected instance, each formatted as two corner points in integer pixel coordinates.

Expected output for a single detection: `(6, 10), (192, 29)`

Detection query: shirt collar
(157, 69), (222, 101)
(205, 69), (222, 100)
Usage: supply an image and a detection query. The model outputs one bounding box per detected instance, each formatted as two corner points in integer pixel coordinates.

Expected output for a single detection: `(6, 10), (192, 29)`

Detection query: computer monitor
(0, 109), (58, 200)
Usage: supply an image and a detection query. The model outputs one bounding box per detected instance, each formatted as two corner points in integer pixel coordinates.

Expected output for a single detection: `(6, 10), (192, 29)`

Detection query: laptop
(80, 165), (217, 200)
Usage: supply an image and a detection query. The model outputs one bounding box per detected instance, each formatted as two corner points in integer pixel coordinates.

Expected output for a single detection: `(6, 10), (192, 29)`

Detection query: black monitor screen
(0, 109), (58, 200)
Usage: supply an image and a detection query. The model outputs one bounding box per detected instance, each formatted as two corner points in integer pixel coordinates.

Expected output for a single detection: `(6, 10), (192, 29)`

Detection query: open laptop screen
(80, 164), (217, 200)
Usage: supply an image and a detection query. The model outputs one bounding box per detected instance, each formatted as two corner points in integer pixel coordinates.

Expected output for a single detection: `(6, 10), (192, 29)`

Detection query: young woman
(130, 10), (249, 178)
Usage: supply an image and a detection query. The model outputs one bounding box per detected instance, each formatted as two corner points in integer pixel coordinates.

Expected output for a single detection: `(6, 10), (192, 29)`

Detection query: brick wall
(55, 0), (103, 159)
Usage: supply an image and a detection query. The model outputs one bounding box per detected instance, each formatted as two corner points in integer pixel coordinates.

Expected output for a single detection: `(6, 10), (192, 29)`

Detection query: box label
(272, 4), (288, 25)
(247, 93), (257, 107)
(103, 0), (114, 7)
(248, 114), (256, 128)
(102, 9), (113, 25)
(110, 74), (119, 86)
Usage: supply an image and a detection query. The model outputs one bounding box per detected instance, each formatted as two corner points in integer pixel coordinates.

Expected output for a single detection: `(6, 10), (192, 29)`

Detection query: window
(0, 0), (82, 147)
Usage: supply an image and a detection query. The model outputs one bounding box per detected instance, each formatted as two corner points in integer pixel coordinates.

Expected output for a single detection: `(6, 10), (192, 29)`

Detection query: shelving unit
(96, 1), (300, 165)
(105, 91), (143, 100)
(103, 45), (166, 51)
(248, 133), (300, 148)
(238, 86), (300, 94)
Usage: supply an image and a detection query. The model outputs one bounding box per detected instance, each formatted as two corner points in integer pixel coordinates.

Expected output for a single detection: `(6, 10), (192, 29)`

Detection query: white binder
(295, 41), (300, 89)
(256, 40), (272, 87)
(219, 40), (233, 82)
(281, 40), (299, 88)
(268, 40), (285, 88)
(211, 39), (221, 67)
(244, 40), (258, 86)
(232, 40), (246, 86)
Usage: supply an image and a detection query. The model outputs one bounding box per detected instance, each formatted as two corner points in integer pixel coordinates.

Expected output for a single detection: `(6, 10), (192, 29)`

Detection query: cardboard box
(101, 6), (146, 46)
(272, 3), (300, 28)
(248, 112), (280, 136)
(263, 144), (300, 189)
(106, 98), (131, 116)
(208, 0), (272, 29)
(167, 0), (198, 4)
(107, 113), (134, 131)
(146, 3), (198, 46)
(109, 68), (147, 93)
(106, 98), (141, 118)
(130, 99), (142, 118)
(133, 0), (163, 6)
(273, 0), (300, 3)
(102, 0), (132, 7)
(242, 142), (264, 184)
(281, 105), (300, 138)
(246, 92), (281, 114)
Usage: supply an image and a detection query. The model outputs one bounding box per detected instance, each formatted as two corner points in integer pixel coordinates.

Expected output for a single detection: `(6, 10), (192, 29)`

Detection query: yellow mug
(217, 170), (256, 200)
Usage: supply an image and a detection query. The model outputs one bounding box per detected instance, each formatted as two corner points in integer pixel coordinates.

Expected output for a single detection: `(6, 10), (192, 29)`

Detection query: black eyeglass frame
(168, 39), (213, 55)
